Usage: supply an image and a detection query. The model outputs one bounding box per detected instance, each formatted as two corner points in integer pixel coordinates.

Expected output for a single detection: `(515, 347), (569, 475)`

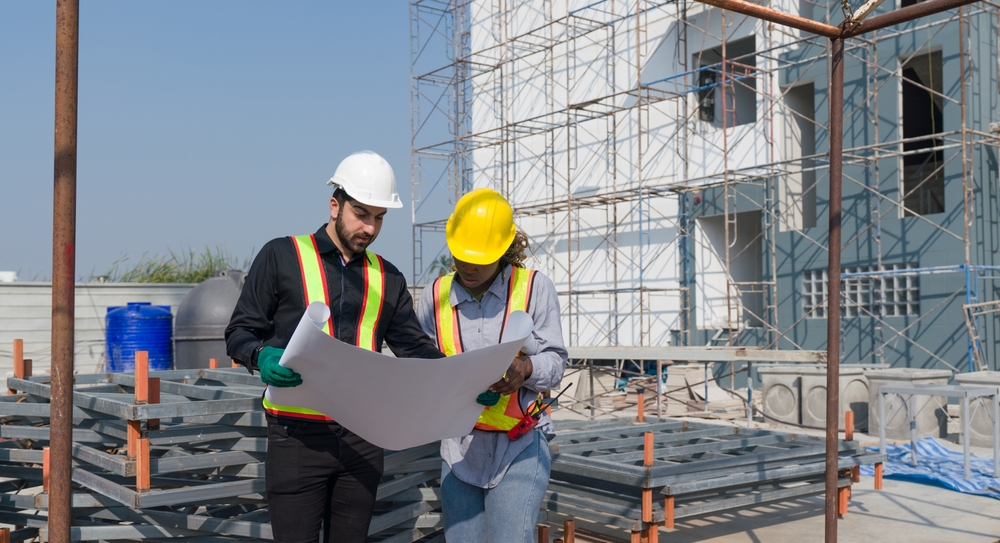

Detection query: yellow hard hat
(446, 188), (516, 265)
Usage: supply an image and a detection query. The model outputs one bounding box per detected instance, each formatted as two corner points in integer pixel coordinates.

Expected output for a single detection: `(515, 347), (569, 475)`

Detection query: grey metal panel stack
(1, 367), (445, 542)
(544, 418), (885, 539)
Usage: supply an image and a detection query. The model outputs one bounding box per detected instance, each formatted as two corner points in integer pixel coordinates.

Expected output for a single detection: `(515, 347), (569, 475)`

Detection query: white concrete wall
(0, 283), (194, 377)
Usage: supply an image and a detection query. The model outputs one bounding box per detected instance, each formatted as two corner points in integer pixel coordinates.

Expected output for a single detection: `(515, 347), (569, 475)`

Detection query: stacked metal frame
(0, 364), (446, 543)
(544, 418), (885, 540)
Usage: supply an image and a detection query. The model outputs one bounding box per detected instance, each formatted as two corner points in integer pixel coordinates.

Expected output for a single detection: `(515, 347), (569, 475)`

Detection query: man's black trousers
(265, 415), (383, 543)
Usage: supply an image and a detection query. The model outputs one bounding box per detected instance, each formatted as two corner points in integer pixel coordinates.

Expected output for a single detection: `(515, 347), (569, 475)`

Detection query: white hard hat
(326, 151), (403, 209)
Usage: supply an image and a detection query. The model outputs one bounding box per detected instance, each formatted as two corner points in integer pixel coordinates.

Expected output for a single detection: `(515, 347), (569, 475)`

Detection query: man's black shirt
(226, 224), (444, 370)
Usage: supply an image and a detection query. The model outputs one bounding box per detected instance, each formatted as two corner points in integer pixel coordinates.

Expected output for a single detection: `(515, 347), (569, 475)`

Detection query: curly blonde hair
(499, 230), (530, 268)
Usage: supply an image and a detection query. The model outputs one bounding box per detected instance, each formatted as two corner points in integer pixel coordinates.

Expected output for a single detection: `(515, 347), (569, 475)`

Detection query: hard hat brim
(446, 237), (512, 266)
(327, 181), (403, 209)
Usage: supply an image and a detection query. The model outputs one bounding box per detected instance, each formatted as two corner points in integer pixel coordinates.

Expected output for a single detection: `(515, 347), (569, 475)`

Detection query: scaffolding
(410, 0), (1000, 372)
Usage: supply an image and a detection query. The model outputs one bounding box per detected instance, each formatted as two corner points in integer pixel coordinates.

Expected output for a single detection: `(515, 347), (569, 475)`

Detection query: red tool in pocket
(507, 383), (574, 441)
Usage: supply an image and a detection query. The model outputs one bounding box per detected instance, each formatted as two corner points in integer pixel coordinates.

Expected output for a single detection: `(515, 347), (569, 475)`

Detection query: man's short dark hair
(332, 188), (356, 206)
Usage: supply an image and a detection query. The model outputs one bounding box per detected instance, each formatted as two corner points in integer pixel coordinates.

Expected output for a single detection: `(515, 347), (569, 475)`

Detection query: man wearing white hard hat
(226, 151), (444, 543)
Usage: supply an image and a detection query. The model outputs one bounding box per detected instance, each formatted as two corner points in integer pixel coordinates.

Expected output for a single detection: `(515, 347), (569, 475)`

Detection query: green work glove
(257, 346), (302, 388)
(477, 390), (501, 406)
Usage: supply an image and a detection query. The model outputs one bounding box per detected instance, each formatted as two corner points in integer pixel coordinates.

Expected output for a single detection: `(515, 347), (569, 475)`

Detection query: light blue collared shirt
(416, 264), (567, 488)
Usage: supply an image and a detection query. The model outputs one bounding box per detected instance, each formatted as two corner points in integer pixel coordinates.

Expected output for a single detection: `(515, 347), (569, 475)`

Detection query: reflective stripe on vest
(432, 267), (537, 432)
(262, 235), (386, 420)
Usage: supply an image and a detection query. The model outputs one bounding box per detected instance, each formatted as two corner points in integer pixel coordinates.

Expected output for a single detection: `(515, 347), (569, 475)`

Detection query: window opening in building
(803, 263), (920, 318)
(695, 210), (765, 328)
(693, 36), (757, 128)
(780, 83), (817, 230)
(698, 69), (718, 123)
(901, 50), (944, 216)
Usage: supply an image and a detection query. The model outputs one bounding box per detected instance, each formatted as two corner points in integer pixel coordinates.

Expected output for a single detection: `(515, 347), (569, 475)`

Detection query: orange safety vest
(432, 267), (539, 432)
(261, 234), (386, 420)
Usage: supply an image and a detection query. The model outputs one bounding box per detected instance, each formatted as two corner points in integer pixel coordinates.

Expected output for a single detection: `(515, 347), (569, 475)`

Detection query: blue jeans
(441, 430), (551, 543)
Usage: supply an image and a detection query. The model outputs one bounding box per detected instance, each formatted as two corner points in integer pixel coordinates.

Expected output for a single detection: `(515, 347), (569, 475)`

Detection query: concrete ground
(545, 476), (1000, 542)
(664, 476), (1000, 542)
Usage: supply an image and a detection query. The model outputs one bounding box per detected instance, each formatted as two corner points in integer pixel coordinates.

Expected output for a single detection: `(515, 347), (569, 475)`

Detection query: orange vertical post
(636, 388), (645, 423)
(537, 524), (549, 543)
(13, 339), (23, 368)
(136, 437), (150, 491)
(43, 446), (50, 492)
(664, 496), (675, 529)
(8, 339), (24, 394)
(129, 351), (149, 459)
(0, 527), (10, 543)
(642, 432), (653, 522)
(642, 431), (659, 542)
(23, 359), (33, 380)
(852, 465), (861, 483)
(147, 378), (160, 431)
(838, 485), (849, 517)
(127, 421), (140, 459)
(134, 351), (149, 402)
(209, 357), (218, 369)
(631, 531), (642, 543)
(874, 463), (883, 490)
(562, 519), (574, 543)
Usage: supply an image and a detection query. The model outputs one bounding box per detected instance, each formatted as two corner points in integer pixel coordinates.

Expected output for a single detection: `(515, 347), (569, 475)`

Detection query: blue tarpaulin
(860, 437), (1000, 499)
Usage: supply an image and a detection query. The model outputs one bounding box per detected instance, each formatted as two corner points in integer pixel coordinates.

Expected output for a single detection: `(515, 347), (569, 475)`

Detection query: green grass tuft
(98, 247), (253, 283)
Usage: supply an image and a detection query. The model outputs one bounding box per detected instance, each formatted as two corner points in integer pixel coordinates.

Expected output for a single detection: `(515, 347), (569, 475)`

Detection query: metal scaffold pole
(825, 35), (845, 543)
(50, 0), (80, 541)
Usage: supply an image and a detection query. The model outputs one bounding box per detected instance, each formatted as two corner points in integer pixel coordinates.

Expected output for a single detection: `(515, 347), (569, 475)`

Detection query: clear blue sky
(0, 1), (418, 281)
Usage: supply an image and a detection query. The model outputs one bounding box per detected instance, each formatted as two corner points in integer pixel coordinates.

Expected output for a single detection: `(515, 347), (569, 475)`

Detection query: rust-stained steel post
(842, 0), (981, 37)
(50, 0), (80, 541)
(695, 0), (840, 37)
(825, 36), (845, 543)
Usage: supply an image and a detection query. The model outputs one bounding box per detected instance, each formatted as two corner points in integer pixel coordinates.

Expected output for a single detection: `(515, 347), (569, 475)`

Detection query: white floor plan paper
(264, 302), (534, 450)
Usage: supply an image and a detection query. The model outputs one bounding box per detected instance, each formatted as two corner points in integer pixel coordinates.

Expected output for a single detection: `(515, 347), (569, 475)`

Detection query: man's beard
(335, 215), (374, 255)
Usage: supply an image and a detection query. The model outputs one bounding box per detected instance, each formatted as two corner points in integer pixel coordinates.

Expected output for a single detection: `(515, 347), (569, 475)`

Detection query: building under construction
(410, 0), (1000, 375)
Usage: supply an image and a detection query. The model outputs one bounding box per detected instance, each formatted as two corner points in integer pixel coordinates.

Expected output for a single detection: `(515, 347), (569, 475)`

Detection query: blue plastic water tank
(106, 302), (174, 372)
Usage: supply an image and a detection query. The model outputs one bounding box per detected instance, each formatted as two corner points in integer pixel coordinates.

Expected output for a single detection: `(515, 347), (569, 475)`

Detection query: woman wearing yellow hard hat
(416, 188), (568, 543)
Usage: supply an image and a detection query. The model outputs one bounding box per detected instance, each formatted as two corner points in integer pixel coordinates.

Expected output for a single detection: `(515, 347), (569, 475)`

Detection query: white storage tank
(953, 371), (1000, 448)
(866, 368), (951, 440)
(799, 366), (869, 432)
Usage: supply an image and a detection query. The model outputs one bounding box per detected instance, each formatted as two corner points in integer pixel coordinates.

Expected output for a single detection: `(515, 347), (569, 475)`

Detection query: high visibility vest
(432, 267), (538, 432)
(261, 234), (386, 421)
